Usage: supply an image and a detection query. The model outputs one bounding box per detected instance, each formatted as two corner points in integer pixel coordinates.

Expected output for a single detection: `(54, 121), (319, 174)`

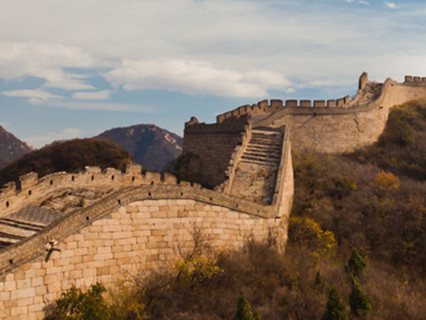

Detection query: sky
(0, 0), (425, 148)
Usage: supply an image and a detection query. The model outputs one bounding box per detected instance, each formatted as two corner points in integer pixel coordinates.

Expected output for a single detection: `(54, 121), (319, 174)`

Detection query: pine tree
(346, 248), (366, 277)
(321, 287), (348, 320)
(349, 277), (372, 317)
(234, 293), (259, 320)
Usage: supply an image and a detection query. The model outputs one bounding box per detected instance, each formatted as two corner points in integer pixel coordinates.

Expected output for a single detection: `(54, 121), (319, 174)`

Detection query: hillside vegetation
(0, 138), (132, 187)
(45, 101), (425, 320)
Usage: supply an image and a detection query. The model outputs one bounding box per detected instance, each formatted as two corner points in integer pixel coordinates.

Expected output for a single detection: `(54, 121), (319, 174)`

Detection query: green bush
(346, 249), (367, 277)
(44, 283), (110, 320)
(233, 293), (260, 320)
(321, 287), (348, 320)
(349, 277), (372, 317)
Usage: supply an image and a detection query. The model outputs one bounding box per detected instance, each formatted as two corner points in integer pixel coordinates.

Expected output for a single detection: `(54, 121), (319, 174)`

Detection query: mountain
(0, 138), (132, 187)
(96, 124), (183, 171)
(0, 125), (32, 167)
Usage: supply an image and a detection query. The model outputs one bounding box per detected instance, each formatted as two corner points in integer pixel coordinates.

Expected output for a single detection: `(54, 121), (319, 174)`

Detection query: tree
(234, 293), (261, 320)
(321, 287), (348, 320)
(346, 248), (367, 277)
(349, 277), (372, 317)
(44, 283), (110, 320)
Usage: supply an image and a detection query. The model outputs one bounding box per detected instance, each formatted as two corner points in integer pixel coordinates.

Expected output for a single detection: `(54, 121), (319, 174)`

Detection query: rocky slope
(96, 124), (182, 171)
(0, 126), (32, 167)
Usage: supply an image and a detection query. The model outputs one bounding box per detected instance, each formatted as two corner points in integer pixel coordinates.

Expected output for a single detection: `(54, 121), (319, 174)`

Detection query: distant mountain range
(96, 124), (182, 171)
(0, 126), (32, 167)
(0, 124), (182, 172)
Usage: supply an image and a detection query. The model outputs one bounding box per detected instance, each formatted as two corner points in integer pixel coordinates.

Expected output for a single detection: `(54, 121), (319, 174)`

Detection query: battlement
(214, 94), (353, 124)
(0, 163), (180, 217)
(404, 75), (426, 83)
(190, 73), (426, 131)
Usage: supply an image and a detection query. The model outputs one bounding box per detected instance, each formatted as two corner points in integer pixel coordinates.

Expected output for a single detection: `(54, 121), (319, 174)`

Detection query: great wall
(0, 72), (425, 319)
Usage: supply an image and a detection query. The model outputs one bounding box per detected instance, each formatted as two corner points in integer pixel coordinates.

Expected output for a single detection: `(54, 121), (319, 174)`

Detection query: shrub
(375, 171), (400, 191)
(175, 253), (223, 289)
(44, 283), (109, 320)
(288, 216), (337, 257)
(321, 287), (348, 320)
(379, 104), (418, 145)
(233, 292), (260, 320)
(109, 285), (148, 320)
(331, 176), (357, 199)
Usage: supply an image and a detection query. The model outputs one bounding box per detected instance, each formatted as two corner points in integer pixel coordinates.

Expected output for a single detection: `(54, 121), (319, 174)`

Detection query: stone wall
(255, 80), (426, 153)
(0, 163), (176, 218)
(182, 116), (251, 188)
(0, 182), (290, 319)
(184, 75), (426, 162)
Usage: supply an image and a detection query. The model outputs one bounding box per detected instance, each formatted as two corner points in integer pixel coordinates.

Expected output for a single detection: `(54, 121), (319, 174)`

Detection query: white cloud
(0, 0), (424, 97)
(47, 100), (154, 113)
(105, 59), (290, 98)
(0, 42), (95, 90)
(2, 89), (63, 104)
(358, 1), (370, 5)
(24, 128), (84, 149)
(72, 90), (110, 100)
(384, 2), (397, 9)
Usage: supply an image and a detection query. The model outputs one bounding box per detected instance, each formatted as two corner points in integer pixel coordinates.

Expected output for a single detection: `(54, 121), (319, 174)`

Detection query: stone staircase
(229, 129), (283, 204)
(0, 206), (61, 250)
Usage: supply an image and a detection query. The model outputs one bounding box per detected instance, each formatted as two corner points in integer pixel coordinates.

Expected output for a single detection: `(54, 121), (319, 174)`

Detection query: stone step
(249, 143), (281, 149)
(0, 223), (38, 238)
(240, 159), (279, 167)
(0, 218), (44, 232)
(249, 142), (280, 148)
(241, 154), (279, 164)
(246, 146), (282, 154)
(243, 151), (281, 160)
(251, 129), (282, 135)
(251, 136), (281, 140)
(250, 135), (282, 142)
(1, 217), (47, 228)
(250, 135), (281, 142)
(0, 236), (20, 245)
(251, 131), (281, 135)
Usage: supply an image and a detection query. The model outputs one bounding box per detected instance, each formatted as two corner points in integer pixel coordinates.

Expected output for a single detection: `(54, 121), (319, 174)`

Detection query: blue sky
(0, 0), (425, 148)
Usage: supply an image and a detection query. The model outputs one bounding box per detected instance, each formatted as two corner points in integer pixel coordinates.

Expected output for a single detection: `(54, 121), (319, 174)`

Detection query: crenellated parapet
(0, 163), (180, 217)
(214, 94), (354, 124)
(185, 114), (250, 134)
(404, 75), (426, 83)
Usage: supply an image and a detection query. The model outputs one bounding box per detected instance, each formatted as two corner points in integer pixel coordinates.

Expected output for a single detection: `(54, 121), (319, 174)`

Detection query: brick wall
(0, 196), (286, 319)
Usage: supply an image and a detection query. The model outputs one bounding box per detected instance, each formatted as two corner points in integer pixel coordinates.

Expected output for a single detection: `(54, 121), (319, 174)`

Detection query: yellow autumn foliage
(375, 171), (400, 191)
(175, 254), (223, 289)
(289, 216), (337, 257)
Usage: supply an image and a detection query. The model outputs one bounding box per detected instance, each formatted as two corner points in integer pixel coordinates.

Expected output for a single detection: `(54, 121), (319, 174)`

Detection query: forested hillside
(0, 138), (132, 187)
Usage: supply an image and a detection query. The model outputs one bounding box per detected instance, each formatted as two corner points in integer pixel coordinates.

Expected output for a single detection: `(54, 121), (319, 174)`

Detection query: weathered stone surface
(0, 197), (288, 319)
